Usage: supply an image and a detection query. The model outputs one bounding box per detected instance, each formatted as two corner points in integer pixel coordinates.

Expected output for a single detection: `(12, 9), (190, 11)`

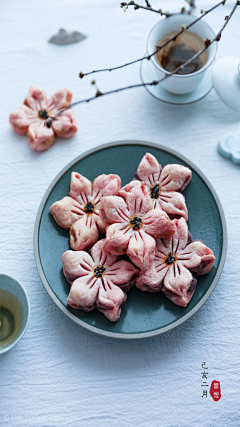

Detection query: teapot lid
(212, 56), (240, 112)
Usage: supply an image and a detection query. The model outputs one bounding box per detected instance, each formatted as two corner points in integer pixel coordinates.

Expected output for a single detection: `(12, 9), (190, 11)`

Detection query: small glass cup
(0, 274), (30, 354)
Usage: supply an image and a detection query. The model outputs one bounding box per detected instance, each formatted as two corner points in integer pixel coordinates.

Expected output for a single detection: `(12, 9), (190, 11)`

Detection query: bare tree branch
(79, 1), (226, 79)
(46, 0), (239, 128)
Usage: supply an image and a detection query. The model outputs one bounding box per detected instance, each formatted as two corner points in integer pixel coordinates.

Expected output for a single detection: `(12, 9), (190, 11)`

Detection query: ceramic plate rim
(34, 140), (227, 340)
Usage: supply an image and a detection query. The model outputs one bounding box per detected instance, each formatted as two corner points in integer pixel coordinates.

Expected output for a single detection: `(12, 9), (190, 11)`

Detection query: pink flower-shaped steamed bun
(100, 183), (176, 270)
(9, 85), (77, 151)
(50, 171), (121, 251)
(63, 239), (139, 322)
(119, 152), (192, 220)
(136, 217), (215, 307)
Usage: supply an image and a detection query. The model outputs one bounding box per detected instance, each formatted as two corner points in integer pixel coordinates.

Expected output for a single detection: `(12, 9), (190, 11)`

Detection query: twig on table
(120, 0), (196, 16)
(120, 1), (172, 16)
(46, 0), (239, 128)
(79, 1), (226, 79)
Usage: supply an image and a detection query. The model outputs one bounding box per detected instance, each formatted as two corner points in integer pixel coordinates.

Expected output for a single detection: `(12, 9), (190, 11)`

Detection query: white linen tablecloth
(1, 1), (240, 426)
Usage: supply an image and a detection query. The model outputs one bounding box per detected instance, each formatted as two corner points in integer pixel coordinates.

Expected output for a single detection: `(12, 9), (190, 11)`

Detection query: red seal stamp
(210, 380), (221, 401)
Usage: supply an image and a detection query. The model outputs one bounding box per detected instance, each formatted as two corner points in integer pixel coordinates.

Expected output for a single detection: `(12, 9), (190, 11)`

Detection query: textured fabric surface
(0, 1), (240, 426)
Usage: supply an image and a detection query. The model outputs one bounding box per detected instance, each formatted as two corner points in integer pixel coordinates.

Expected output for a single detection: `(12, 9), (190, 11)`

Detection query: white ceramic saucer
(140, 52), (214, 105)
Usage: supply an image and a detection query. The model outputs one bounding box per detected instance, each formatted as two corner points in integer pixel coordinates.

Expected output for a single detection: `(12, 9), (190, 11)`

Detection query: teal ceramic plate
(34, 141), (227, 339)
